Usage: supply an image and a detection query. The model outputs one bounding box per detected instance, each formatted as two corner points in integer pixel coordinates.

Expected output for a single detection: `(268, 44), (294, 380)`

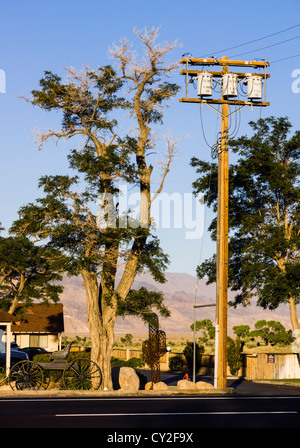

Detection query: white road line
(56, 411), (298, 417)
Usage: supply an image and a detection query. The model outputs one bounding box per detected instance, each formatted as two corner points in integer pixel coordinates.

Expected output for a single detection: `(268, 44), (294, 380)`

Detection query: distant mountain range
(60, 272), (295, 336)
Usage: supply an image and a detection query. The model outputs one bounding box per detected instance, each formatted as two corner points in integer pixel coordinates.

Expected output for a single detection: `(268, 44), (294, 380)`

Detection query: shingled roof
(0, 309), (15, 323)
(11, 304), (64, 333)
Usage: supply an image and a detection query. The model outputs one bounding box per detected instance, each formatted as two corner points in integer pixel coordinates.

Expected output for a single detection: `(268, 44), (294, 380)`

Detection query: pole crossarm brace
(180, 69), (270, 78)
(180, 97), (270, 107)
(180, 57), (270, 68)
(193, 303), (216, 309)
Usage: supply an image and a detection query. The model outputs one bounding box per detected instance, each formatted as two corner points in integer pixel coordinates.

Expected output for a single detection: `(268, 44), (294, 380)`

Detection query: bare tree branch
(151, 134), (182, 205)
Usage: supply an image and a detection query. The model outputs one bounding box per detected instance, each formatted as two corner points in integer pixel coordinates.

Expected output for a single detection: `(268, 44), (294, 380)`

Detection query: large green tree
(0, 228), (63, 315)
(191, 116), (300, 350)
(12, 28), (180, 388)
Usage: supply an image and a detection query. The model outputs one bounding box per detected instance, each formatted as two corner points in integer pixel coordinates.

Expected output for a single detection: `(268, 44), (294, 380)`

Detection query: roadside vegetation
(62, 318), (296, 355)
(191, 319), (295, 354)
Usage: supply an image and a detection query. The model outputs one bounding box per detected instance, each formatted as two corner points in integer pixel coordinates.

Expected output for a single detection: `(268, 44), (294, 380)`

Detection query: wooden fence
(111, 349), (300, 379)
(244, 353), (300, 380)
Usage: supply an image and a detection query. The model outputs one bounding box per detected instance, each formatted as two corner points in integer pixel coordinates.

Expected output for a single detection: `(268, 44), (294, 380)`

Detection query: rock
(195, 381), (215, 390)
(177, 379), (196, 390)
(153, 381), (168, 391)
(145, 381), (168, 390)
(119, 367), (140, 391)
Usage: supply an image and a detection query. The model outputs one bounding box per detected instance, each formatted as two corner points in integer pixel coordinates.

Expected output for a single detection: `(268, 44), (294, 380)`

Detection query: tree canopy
(0, 229), (63, 315)
(191, 116), (300, 337)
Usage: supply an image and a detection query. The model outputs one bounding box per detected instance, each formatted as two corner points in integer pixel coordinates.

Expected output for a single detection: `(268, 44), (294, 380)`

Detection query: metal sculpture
(142, 313), (166, 384)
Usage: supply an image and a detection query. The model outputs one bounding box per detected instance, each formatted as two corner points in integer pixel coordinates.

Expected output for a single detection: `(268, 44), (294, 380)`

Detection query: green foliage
(0, 231), (63, 313)
(183, 341), (204, 373)
(190, 319), (215, 344)
(32, 353), (51, 363)
(0, 366), (5, 380)
(33, 351), (144, 368)
(233, 325), (251, 341)
(227, 338), (243, 376)
(120, 334), (133, 346)
(250, 320), (294, 346)
(111, 356), (144, 368)
(11, 52), (176, 313)
(33, 351), (90, 363)
(192, 116), (300, 312)
(31, 66), (128, 133)
(169, 355), (184, 372)
(117, 286), (170, 325)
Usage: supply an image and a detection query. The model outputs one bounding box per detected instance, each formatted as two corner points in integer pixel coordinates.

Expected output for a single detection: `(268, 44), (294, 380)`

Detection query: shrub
(227, 338), (243, 376)
(183, 341), (204, 373)
(111, 356), (144, 368)
(33, 351), (90, 363)
(33, 353), (51, 363)
(126, 357), (144, 368)
(120, 334), (133, 346)
(169, 355), (184, 372)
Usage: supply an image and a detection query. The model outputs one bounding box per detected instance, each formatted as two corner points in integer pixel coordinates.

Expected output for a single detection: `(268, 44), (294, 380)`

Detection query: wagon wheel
(62, 358), (102, 390)
(9, 361), (44, 390)
(41, 369), (51, 390)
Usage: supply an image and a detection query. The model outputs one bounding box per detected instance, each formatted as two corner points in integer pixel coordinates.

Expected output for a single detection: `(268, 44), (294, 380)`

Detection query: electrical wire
(271, 53), (300, 63)
(201, 23), (300, 57)
(192, 133), (215, 304)
(229, 34), (300, 58)
(199, 103), (214, 150)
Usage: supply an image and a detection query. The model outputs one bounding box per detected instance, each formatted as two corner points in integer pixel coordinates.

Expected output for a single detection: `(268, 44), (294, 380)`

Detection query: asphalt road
(2, 378), (300, 434)
(1, 392), (300, 429)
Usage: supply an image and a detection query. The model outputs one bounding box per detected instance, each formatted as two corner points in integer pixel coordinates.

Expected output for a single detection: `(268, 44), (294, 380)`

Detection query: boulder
(153, 381), (168, 391)
(119, 367), (140, 392)
(177, 379), (196, 390)
(145, 381), (168, 391)
(195, 381), (215, 390)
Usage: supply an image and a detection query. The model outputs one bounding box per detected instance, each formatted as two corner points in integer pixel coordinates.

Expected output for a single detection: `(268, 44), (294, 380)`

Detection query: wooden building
(11, 304), (64, 352)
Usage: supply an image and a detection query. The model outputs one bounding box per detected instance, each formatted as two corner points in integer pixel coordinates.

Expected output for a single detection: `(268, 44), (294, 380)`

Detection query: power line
(271, 53), (300, 63)
(229, 34), (300, 58)
(201, 23), (300, 57)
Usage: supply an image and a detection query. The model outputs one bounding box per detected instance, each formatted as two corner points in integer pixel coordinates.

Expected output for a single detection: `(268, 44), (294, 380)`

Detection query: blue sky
(1, 0), (300, 276)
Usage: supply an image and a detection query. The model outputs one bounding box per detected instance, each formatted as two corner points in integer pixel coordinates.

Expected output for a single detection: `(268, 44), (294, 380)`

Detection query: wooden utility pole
(180, 55), (270, 389)
(217, 59), (229, 388)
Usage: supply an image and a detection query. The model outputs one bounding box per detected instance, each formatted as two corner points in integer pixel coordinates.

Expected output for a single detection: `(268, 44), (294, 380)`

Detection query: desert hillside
(59, 272), (295, 336)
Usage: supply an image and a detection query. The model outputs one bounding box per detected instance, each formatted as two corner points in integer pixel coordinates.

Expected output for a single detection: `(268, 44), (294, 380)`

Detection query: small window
(29, 335), (48, 348)
(29, 335), (39, 347)
(39, 335), (48, 348)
